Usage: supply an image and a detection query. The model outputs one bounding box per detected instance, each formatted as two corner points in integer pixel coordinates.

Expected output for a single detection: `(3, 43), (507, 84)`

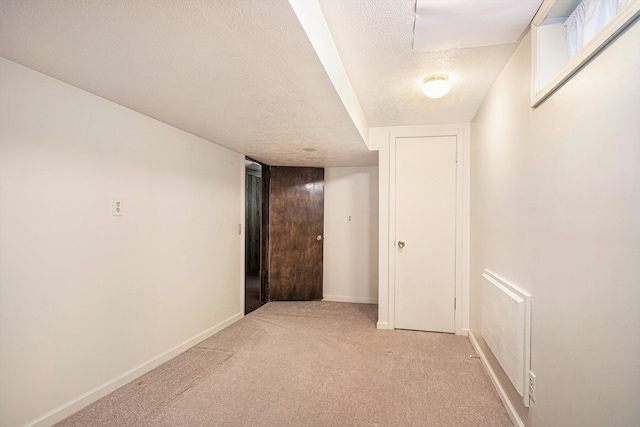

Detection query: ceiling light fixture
(422, 74), (451, 98)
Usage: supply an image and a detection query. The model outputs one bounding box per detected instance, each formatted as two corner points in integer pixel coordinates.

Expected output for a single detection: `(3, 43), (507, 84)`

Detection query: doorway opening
(245, 158), (268, 314)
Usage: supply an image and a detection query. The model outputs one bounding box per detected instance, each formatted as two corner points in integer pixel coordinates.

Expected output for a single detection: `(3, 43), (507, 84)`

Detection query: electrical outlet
(528, 371), (536, 401)
(112, 198), (123, 216)
(347, 215), (352, 223)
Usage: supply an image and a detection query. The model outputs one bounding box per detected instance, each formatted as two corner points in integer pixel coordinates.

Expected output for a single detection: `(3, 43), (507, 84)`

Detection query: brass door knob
(398, 241), (405, 248)
(316, 235), (323, 241)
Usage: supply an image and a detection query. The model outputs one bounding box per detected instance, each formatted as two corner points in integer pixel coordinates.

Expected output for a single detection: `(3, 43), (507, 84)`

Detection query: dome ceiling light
(422, 74), (451, 98)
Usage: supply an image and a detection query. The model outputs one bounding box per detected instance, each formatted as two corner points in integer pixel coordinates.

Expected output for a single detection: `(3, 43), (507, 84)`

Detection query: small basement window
(531, 0), (640, 107)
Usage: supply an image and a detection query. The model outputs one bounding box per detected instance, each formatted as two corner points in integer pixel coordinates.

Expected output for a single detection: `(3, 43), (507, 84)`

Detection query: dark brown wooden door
(269, 167), (324, 300)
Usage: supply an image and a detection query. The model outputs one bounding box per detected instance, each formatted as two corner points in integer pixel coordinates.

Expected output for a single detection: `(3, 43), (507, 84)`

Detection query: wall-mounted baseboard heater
(482, 269), (531, 407)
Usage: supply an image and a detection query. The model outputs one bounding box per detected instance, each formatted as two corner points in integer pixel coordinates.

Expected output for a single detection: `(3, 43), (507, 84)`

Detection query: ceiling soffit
(0, 0), (376, 167)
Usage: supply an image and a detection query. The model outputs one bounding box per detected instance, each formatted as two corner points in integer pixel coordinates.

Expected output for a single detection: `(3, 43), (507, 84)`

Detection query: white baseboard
(468, 331), (525, 427)
(323, 295), (378, 304)
(27, 311), (244, 427)
(376, 321), (389, 329)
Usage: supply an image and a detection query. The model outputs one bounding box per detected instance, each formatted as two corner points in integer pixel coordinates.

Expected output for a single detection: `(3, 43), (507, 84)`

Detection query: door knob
(316, 235), (323, 241)
(398, 241), (405, 248)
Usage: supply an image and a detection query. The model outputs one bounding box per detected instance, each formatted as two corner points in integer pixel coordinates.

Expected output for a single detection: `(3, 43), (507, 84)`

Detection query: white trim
(531, 22), (542, 106)
(469, 331), (526, 427)
(377, 131), (391, 329)
(323, 295), (378, 304)
(532, 0), (640, 106)
(388, 135), (397, 330)
(454, 129), (465, 335)
(532, 0), (561, 26)
(24, 312), (244, 427)
(461, 125), (471, 337)
(376, 321), (390, 329)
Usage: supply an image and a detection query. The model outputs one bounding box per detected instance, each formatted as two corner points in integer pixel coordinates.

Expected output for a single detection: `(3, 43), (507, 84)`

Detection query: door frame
(260, 163), (270, 302)
(373, 124), (470, 334)
(243, 157), (270, 313)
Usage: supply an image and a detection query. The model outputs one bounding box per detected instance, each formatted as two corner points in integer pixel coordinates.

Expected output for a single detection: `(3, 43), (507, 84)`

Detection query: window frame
(531, 0), (640, 107)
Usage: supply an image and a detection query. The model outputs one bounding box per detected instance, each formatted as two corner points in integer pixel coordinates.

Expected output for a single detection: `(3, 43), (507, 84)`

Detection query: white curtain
(565, 0), (630, 58)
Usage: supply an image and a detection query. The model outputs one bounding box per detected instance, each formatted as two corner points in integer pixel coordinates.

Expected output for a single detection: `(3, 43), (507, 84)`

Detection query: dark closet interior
(245, 159), (265, 314)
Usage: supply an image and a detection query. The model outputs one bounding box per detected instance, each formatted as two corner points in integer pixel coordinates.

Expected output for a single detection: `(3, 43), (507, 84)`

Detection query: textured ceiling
(0, 1), (542, 166)
(318, 0), (520, 127)
(0, 0), (375, 167)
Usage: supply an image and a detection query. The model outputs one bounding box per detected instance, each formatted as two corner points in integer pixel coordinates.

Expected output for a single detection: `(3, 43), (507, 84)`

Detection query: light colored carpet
(56, 301), (512, 426)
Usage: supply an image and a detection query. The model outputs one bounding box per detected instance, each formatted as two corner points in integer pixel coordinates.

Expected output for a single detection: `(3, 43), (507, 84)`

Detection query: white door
(394, 136), (457, 332)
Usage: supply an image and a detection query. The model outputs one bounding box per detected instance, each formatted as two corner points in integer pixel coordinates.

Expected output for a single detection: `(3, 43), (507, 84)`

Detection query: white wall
(323, 167), (378, 303)
(0, 58), (245, 427)
(470, 22), (640, 427)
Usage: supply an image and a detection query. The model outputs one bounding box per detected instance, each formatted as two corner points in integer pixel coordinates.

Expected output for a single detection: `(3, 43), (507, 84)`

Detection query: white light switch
(112, 198), (123, 216)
